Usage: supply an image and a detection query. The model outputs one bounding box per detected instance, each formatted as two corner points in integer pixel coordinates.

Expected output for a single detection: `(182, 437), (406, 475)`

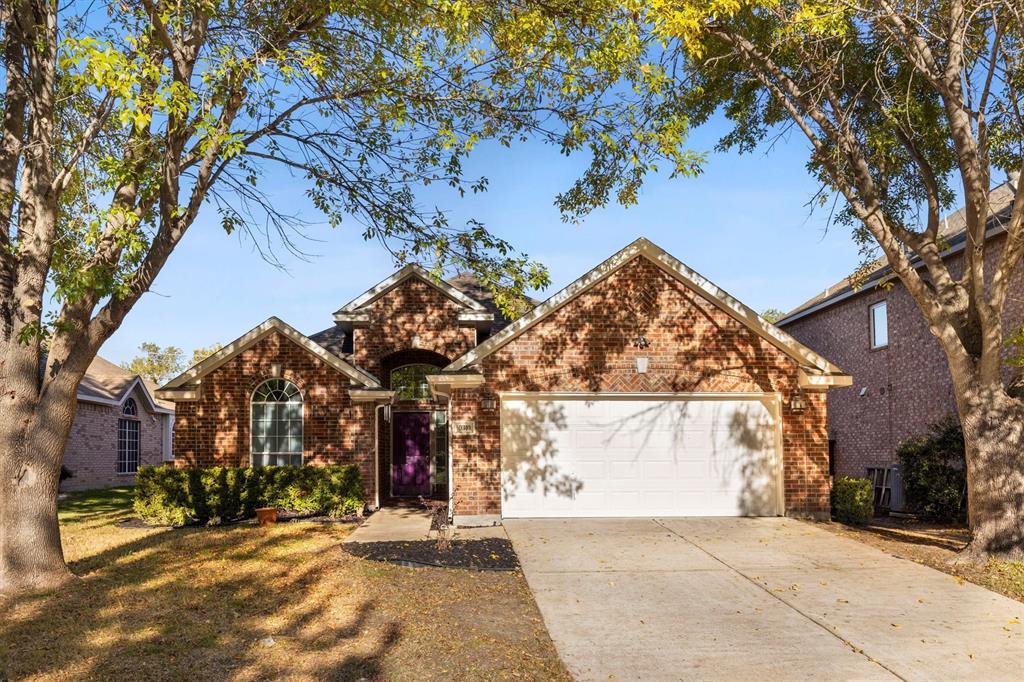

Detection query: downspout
(373, 402), (386, 510)
(447, 393), (454, 524)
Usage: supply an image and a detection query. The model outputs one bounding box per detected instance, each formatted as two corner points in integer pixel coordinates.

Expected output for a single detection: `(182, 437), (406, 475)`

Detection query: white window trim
(116, 416), (141, 475)
(162, 414), (175, 462)
(249, 379), (305, 467)
(869, 301), (889, 349)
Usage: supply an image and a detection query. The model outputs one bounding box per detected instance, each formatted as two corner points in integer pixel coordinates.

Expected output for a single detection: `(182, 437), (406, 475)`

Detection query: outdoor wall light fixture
(481, 396), (497, 411)
(635, 356), (650, 374)
(633, 334), (651, 349)
(789, 391), (806, 412)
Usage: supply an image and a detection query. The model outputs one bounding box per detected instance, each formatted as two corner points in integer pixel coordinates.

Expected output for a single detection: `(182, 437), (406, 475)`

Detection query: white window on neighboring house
(162, 414), (175, 462)
(869, 301), (889, 349)
(117, 399), (140, 474)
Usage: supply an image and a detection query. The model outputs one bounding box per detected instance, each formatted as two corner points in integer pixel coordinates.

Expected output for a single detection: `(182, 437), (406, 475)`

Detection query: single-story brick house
(157, 238), (849, 523)
(63, 355), (175, 491)
(777, 175), (1020, 510)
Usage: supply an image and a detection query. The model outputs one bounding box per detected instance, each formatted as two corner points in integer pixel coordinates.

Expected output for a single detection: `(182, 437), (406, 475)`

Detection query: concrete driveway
(505, 518), (1024, 681)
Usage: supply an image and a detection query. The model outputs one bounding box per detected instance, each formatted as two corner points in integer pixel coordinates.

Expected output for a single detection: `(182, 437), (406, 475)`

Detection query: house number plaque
(452, 420), (477, 436)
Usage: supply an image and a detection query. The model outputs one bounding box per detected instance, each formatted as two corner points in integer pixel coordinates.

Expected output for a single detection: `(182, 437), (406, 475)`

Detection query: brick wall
(62, 385), (167, 491)
(352, 276), (477, 379)
(172, 331), (377, 502)
(781, 232), (1024, 478)
(451, 256), (831, 518)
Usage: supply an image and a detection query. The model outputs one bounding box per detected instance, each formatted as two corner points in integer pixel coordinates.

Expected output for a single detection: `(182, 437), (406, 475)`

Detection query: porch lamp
(789, 390), (806, 413)
(481, 395), (497, 411)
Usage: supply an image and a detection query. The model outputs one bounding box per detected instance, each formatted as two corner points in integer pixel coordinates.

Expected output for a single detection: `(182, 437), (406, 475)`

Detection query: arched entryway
(379, 349), (450, 503)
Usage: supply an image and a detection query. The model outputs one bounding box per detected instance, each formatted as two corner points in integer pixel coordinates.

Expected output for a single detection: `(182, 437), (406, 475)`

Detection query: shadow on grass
(58, 486), (137, 519)
(1, 516), (399, 680)
(855, 522), (970, 552)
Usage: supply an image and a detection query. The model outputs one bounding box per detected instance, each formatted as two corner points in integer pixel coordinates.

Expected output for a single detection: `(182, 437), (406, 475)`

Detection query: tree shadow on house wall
(490, 257), (795, 511)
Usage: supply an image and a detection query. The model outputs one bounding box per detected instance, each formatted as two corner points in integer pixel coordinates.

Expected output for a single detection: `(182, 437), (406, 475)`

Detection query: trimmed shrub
(832, 476), (874, 525)
(896, 416), (967, 523)
(134, 464), (364, 526)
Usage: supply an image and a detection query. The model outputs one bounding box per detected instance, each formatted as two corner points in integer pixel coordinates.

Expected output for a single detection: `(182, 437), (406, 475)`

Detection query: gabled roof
(444, 238), (849, 384)
(334, 264), (489, 320)
(157, 317), (380, 399)
(778, 179), (1018, 326)
(77, 355), (174, 413)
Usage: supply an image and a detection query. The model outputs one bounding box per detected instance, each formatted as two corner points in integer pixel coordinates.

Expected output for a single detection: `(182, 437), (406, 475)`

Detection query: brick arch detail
(380, 349), (450, 389)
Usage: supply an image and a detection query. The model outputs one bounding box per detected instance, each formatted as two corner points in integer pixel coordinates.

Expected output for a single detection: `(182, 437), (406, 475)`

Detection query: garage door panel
(500, 396), (782, 518)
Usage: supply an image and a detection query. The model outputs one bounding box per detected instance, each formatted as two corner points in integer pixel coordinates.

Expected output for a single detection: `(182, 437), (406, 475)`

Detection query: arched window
(117, 398), (140, 474)
(390, 364), (434, 400)
(251, 378), (303, 467)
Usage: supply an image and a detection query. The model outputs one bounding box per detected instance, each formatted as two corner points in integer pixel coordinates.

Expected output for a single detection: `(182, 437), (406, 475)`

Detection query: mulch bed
(343, 537), (520, 571)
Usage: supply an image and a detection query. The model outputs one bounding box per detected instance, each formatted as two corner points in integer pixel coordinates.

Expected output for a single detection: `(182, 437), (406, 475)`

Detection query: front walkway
(344, 507), (506, 544)
(506, 517), (1024, 682)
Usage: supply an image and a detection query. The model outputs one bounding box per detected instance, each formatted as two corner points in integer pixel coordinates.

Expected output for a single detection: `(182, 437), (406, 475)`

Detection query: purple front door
(392, 412), (432, 497)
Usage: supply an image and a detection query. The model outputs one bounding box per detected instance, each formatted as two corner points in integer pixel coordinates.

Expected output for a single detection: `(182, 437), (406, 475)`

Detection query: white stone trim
(445, 238), (848, 381)
(157, 317), (380, 398)
(334, 263), (487, 317)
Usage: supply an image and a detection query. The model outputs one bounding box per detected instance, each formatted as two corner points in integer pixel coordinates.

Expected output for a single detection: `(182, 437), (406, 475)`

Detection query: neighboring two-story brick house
(63, 356), (175, 491)
(777, 177), (1020, 509)
(158, 238), (849, 523)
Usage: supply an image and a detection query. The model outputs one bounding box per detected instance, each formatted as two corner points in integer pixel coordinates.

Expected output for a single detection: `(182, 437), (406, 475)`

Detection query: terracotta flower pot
(255, 507), (278, 526)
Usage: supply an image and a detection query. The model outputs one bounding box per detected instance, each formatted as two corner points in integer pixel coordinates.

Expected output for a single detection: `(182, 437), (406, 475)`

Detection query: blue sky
(101, 114), (865, 365)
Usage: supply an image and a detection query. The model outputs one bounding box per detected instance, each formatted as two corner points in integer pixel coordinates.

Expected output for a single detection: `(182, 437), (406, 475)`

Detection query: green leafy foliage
(121, 342), (184, 384)
(832, 477), (874, 525)
(133, 464), (364, 526)
(897, 417), (967, 523)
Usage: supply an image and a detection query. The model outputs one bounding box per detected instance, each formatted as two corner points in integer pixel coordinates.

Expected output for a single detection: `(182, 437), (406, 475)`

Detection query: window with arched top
(117, 398), (140, 474)
(390, 364), (434, 400)
(251, 378), (303, 467)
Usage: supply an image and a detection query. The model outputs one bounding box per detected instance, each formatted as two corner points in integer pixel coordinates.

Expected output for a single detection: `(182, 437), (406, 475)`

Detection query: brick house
(158, 238), (849, 523)
(777, 177), (1020, 509)
(63, 356), (175, 491)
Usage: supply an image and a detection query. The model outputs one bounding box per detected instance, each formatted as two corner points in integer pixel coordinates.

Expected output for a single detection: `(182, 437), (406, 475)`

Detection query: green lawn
(1, 488), (567, 681)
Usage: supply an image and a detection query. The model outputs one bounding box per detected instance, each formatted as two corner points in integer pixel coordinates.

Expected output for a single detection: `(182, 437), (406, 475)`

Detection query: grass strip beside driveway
(1, 487), (568, 681)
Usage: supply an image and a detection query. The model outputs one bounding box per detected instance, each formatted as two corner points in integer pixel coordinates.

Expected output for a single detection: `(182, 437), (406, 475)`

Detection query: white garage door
(500, 396), (782, 518)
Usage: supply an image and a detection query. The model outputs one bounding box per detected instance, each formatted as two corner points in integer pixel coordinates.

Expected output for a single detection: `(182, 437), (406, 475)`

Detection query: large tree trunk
(954, 377), (1024, 560)
(0, 358), (76, 594)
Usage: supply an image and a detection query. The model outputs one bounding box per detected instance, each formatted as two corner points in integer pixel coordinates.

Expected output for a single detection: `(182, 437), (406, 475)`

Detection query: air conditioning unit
(867, 465), (906, 514)
(889, 465), (906, 513)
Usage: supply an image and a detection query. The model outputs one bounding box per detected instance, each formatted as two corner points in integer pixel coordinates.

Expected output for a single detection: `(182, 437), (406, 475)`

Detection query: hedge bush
(896, 416), (967, 523)
(832, 476), (874, 525)
(134, 464), (364, 526)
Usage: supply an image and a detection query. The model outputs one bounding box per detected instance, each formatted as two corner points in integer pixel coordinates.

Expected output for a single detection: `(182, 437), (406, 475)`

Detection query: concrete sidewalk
(506, 517), (1024, 682)
(344, 507), (506, 543)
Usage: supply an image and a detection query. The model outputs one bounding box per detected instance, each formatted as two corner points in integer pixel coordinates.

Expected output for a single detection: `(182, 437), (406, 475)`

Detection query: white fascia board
(445, 237), (848, 380)
(798, 369), (853, 389)
(349, 389), (396, 402)
(160, 316), (380, 392)
(457, 311), (495, 322)
(81, 376), (174, 414)
(334, 264), (487, 314)
(153, 388), (200, 401)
